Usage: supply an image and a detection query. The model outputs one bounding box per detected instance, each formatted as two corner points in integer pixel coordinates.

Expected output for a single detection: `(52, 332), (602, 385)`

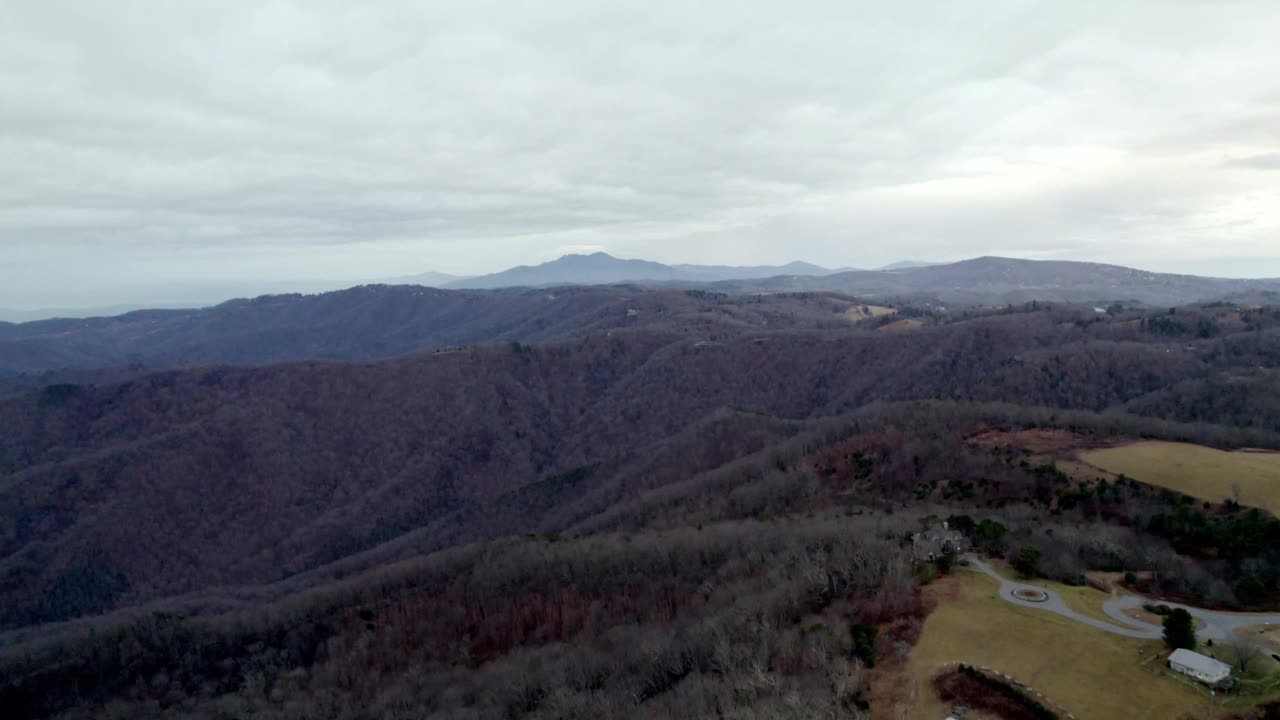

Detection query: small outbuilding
(1168, 648), (1232, 687)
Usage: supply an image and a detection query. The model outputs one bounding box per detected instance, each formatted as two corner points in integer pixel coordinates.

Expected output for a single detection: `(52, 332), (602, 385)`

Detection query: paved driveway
(966, 556), (1158, 638)
(965, 555), (1280, 642)
(1101, 594), (1280, 642)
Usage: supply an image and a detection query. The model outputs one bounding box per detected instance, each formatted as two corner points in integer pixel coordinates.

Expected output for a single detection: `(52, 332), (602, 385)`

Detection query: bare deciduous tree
(1225, 634), (1263, 675)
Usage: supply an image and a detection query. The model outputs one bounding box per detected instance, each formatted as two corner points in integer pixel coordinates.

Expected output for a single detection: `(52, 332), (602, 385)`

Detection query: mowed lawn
(901, 571), (1206, 720)
(979, 558), (1126, 626)
(1079, 441), (1280, 516)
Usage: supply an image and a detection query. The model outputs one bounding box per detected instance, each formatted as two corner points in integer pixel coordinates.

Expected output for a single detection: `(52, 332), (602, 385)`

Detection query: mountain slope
(3, 306), (1279, 629)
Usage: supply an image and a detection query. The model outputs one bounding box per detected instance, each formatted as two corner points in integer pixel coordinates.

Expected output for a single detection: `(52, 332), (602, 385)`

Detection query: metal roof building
(1168, 648), (1232, 686)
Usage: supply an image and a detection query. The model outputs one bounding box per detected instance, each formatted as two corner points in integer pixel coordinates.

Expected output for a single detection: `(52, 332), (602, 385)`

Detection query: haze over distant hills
(378, 270), (469, 287)
(438, 253), (1280, 306)
(446, 252), (845, 289)
(878, 260), (940, 271)
(0, 304), (206, 324)
(3, 255), (1280, 384)
(8, 253), (1277, 323)
(714, 256), (1280, 306)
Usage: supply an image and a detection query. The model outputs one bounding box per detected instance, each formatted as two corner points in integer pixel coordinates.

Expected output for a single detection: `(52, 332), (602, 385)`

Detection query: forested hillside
(3, 298), (1280, 719)
(4, 303), (1280, 628)
(6, 399), (1280, 720)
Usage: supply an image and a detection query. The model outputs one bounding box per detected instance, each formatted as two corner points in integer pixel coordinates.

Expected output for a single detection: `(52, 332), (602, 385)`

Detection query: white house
(1168, 649), (1232, 686)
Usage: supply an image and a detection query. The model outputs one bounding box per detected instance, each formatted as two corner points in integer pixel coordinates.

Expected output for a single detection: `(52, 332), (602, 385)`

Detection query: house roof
(1169, 649), (1232, 676)
(911, 528), (965, 560)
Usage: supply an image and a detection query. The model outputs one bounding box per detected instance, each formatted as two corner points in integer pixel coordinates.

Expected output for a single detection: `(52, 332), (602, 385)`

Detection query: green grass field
(898, 570), (1207, 720)
(1078, 441), (1280, 516)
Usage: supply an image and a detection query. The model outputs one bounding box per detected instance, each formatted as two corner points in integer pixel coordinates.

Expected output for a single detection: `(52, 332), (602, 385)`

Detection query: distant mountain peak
(879, 260), (942, 271)
(451, 254), (842, 289)
(380, 270), (467, 288)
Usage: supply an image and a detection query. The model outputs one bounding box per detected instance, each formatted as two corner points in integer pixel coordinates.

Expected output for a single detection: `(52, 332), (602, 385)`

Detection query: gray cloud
(1227, 153), (1280, 170)
(3, 0), (1280, 308)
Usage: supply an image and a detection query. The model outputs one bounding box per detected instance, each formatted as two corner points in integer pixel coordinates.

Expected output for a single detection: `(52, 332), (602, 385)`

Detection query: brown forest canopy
(3, 301), (1280, 630)
(2, 292), (1280, 720)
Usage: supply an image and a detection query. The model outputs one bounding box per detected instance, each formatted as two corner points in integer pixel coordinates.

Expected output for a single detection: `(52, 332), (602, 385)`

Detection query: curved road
(965, 556), (1280, 642)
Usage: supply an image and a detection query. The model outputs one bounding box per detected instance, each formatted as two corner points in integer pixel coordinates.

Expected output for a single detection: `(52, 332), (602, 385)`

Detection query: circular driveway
(965, 555), (1280, 642)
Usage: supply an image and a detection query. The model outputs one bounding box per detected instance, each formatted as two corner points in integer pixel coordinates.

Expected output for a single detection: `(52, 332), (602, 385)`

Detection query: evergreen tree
(1162, 608), (1196, 650)
(1011, 546), (1041, 578)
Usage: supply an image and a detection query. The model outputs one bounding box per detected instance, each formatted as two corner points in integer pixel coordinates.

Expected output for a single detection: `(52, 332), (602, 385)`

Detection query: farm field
(1078, 441), (1280, 516)
(894, 570), (1206, 720)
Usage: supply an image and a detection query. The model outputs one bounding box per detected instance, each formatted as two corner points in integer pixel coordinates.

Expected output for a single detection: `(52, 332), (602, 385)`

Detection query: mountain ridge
(4, 255), (1280, 379)
(441, 253), (1280, 304)
(447, 252), (844, 288)
(709, 255), (1280, 305)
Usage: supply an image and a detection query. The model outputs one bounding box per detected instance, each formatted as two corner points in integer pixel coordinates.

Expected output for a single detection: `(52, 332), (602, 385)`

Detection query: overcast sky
(3, 0), (1279, 308)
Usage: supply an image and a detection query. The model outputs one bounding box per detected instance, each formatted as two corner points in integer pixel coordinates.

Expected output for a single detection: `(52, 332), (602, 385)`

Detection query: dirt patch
(1238, 624), (1280, 652)
(968, 428), (1083, 454)
(1012, 588), (1049, 603)
(933, 668), (1054, 720)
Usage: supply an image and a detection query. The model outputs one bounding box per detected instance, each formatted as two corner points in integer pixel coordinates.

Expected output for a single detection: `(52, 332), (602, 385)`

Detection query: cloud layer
(3, 0), (1279, 306)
